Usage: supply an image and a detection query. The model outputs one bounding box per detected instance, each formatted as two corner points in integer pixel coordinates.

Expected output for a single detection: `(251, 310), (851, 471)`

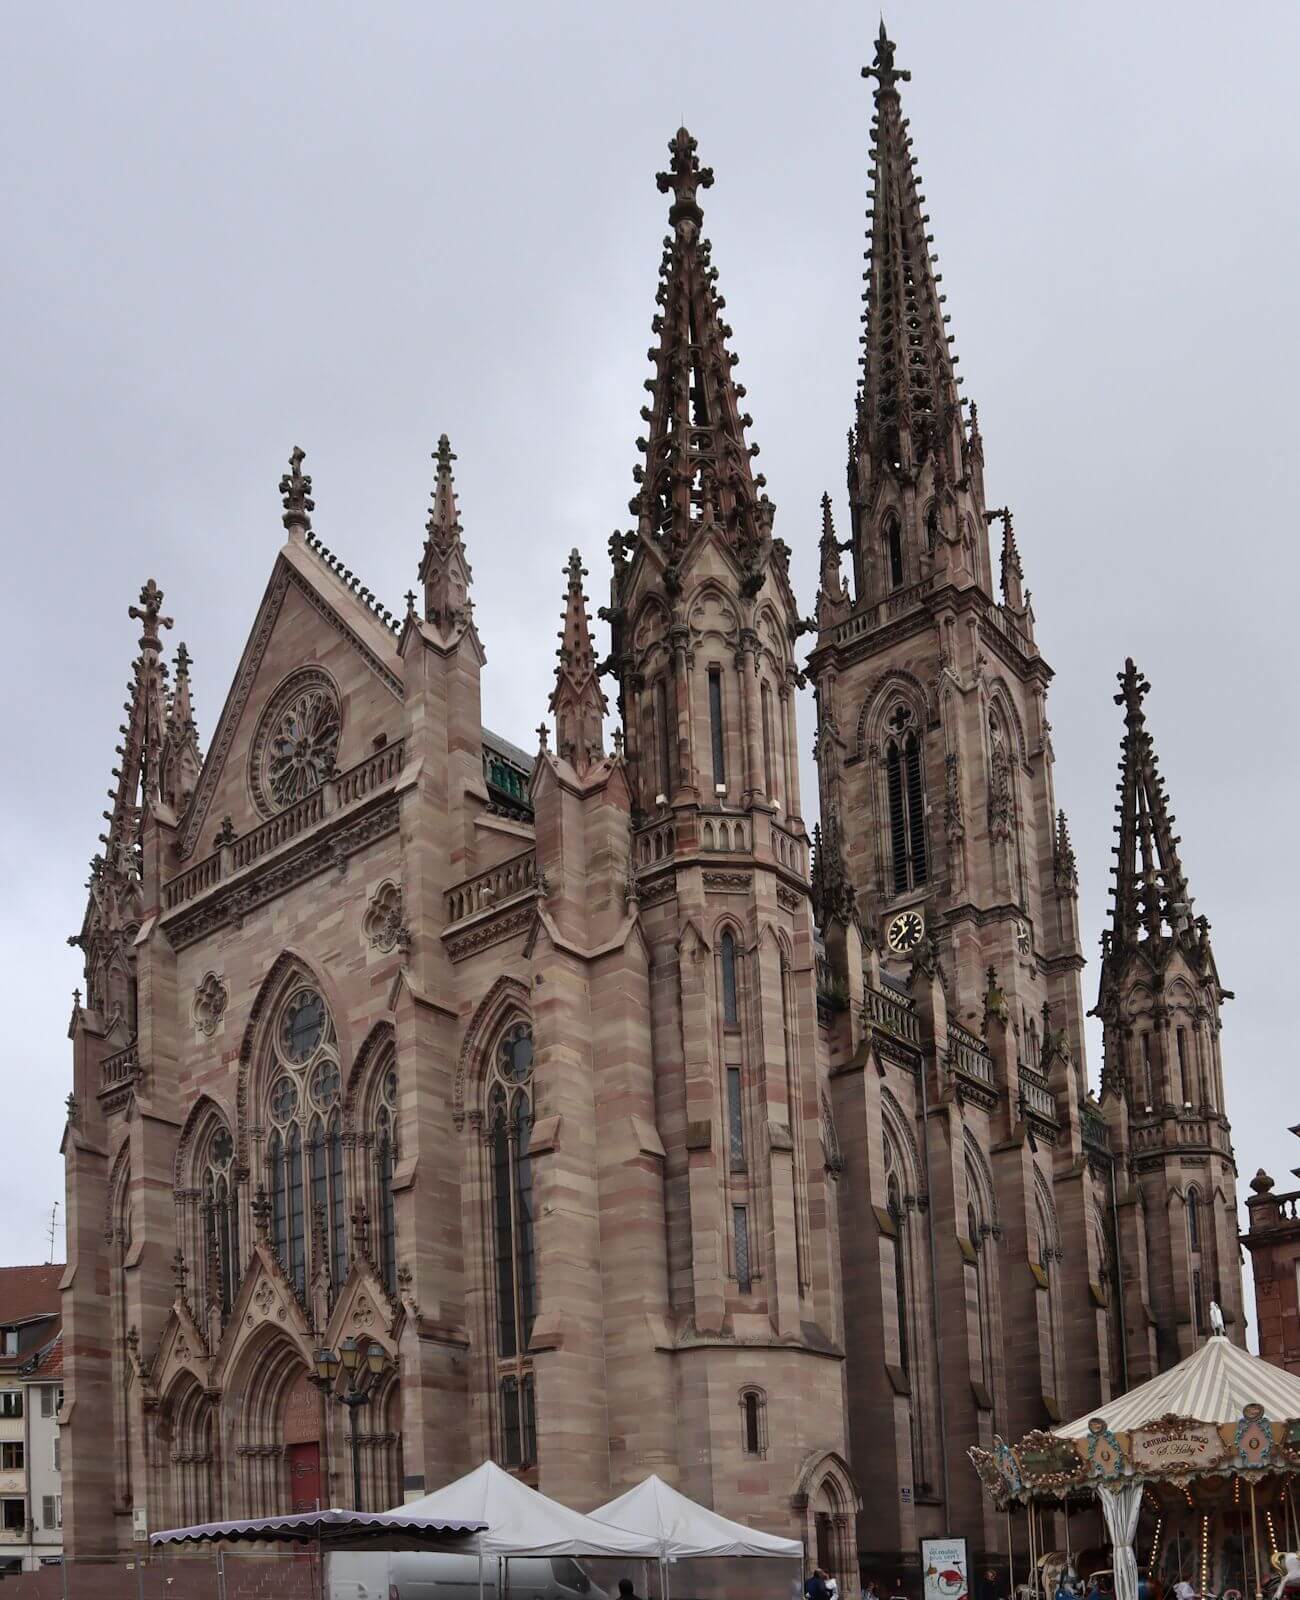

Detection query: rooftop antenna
(45, 1203), (59, 1265)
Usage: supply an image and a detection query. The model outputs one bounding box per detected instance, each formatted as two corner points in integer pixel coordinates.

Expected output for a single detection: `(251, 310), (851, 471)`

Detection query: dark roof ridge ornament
(280, 446), (315, 533)
(862, 18), (911, 96)
(656, 126), (714, 231)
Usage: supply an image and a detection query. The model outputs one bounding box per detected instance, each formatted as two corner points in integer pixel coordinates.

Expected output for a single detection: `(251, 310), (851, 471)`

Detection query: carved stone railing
(635, 821), (676, 868)
(701, 815), (750, 853)
(164, 849), (223, 909)
(445, 849), (537, 924)
(101, 1040), (139, 1091)
(232, 790), (325, 873)
(948, 1023), (994, 1088)
(1131, 1115), (1230, 1156)
(770, 822), (807, 876)
(862, 984), (922, 1046)
(987, 603), (1034, 658)
(1019, 1065), (1058, 1124)
(335, 738), (405, 808)
(163, 739), (407, 911)
(1081, 1103), (1112, 1154)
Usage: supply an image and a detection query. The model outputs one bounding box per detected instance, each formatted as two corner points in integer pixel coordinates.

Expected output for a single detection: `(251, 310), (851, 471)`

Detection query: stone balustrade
(444, 849), (537, 924)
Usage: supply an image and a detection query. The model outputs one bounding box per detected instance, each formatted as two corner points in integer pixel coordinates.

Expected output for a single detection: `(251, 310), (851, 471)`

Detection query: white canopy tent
(590, 1474), (802, 1560)
(390, 1461), (662, 1559)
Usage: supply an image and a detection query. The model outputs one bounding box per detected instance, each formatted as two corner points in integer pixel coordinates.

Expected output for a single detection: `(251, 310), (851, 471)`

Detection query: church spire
(419, 434), (475, 638)
(280, 447), (314, 534)
(990, 506), (1025, 611)
(628, 127), (773, 569)
(549, 548), (607, 774)
(857, 22), (963, 480)
(816, 492), (851, 628)
(1106, 659), (1195, 953)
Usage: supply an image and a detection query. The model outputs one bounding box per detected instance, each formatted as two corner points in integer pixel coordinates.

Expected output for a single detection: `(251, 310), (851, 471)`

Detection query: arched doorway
(282, 1368), (323, 1514)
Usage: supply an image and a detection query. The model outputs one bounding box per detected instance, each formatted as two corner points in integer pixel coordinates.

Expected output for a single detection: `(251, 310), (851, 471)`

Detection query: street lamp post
(311, 1338), (392, 1511)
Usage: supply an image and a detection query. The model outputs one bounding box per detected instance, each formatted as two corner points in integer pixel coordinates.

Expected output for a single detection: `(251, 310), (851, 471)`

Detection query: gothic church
(62, 27), (1243, 1586)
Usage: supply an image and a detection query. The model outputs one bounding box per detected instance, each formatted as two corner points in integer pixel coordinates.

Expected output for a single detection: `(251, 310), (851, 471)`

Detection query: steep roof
(0, 1266), (63, 1327)
(22, 1331), (63, 1382)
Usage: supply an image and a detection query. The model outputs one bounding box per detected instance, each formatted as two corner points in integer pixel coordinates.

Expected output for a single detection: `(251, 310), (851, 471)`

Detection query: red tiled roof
(25, 1332), (62, 1381)
(0, 1265), (63, 1325)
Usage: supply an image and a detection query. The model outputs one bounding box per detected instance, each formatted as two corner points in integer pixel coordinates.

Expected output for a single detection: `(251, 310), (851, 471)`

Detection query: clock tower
(807, 25), (1086, 1053)
(810, 28), (1113, 1571)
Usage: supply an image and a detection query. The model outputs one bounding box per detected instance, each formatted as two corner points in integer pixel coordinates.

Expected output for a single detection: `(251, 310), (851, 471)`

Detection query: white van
(327, 1550), (608, 1600)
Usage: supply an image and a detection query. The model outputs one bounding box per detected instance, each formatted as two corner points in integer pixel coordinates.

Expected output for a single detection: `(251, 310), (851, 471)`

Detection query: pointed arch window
(719, 930), (740, 1027)
(486, 1020), (538, 1469)
(886, 1162), (910, 1378)
(264, 985), (344, 1299)
(883, 513), (905, 590)
(201, 1124), (241, 1317)
(373, 1061), (399, 1299)
(884, 704), (928, 894)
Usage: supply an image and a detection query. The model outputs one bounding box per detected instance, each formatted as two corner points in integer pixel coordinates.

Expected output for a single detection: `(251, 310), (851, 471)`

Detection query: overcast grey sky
(3, 2), (1298, 1331)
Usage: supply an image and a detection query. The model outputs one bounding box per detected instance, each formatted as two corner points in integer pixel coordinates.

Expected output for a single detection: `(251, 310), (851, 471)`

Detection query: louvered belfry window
(884, 704), (928, 893)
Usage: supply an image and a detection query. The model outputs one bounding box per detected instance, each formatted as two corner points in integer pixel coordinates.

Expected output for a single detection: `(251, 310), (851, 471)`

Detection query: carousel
(970, 1309), (1300, 1600)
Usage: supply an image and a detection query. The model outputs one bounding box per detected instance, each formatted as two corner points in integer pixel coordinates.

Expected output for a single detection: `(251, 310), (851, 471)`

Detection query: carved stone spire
(857, 23), (963, 481)
(549, 549), (607, 774)
(815, 493), (851, 628)
(162, 640), (202, 811)
(1105, 659), (1194, 953)
(990, 507), (1025, 611)
(810, 813), (857, 932)
(1054, 808), (1078, 893)
(628, 127), (773, 568)
(279, 447), (314, 533)
(419, 434), (475, 639)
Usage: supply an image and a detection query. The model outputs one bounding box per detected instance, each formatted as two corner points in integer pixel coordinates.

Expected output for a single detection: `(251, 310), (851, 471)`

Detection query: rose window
(249, 668), (342, 817)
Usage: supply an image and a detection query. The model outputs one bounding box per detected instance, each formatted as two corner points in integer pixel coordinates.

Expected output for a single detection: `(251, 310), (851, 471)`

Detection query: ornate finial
(1054, 809), (1078, 891)
(612, 726), (625, 759)
(863, 19), (910, 95)
(404, 589), (417, 615)
(175, 641), (191, 676)
(426, 434), (461, 544)
(656, 126), (714, 228)
(279, 446), (315, 532)
(536, 722), (550, 753)
(172, 1248), (188, 1294)
(128, 579), (174, 651)
(351, 1199), (372, 1261)
(1115, 657), (1150, 715)
(983, 966), (1009, 1027)
(1250, 1168), (1275, 1196)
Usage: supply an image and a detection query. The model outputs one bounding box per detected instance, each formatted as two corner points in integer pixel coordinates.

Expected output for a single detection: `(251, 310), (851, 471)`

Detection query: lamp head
(313, 1347), (339, 1383)
(339, 1335), (360, 1372)
(366, 1342), (387, 1376)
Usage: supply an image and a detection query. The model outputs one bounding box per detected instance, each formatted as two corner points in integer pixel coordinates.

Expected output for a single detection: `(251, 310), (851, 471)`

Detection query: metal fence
(0, 1550), (324, 1600)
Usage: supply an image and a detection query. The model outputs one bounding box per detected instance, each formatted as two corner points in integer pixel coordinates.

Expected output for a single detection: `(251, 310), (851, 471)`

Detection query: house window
(884, 704), (927, 894)
(740, 1388), (767, 1457)
(0, 1332), (15, 1357)
(727, 1067), (745, 1171)
(733, 1205), (752, 1294)
(52, 1434), (59, 1473)
(0, 1393), (22, 1420)
(2, 1501), (23, 1532)
(42, 1497), (56, 1531)
(0, 1444), (22, 1471)
(708, 669), (726, 788)
(720, 931), (739, 1027)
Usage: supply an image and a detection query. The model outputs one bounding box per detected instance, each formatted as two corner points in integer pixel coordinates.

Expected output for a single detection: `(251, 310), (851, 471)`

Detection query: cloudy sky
(3, 1), (1298, 1333)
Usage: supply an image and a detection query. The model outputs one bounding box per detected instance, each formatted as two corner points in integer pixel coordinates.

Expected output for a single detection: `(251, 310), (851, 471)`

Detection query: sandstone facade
(61, 28), (1243, 1587)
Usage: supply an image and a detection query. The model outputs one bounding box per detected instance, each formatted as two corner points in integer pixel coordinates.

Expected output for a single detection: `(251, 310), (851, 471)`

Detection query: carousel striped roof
(1053, 1334), (1300, 1439)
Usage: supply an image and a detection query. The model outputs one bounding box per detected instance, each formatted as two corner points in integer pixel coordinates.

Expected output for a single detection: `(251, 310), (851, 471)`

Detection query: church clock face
(886, 909), (925, 955)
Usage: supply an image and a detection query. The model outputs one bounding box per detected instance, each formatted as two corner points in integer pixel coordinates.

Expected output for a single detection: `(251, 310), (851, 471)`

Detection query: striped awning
(1053, 1334), (1300, 1439)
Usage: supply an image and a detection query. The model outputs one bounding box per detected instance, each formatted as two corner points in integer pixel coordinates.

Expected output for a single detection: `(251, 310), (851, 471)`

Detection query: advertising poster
(921, 1538), (969, 1600)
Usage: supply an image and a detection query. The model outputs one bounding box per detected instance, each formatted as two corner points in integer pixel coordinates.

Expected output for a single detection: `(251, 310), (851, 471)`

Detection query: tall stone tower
(1095, 660), (1240, 1376)
(604, 126), (857, 1561)
(808, 27), (1116, 1571)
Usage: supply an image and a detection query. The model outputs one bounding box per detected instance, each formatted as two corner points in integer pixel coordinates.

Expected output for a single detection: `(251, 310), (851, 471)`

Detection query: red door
(287, 1441), (322, 1513)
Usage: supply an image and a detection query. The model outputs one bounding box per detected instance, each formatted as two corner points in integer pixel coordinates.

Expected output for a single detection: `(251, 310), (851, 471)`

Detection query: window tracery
(486, 1020), (537, 1468)
(202, 1123), (241, 1317)
(264, 985), (345, 1299)
(249, 669), (342, 817)
(373, 1059), (399, 1298)
(884, 703), (927, 894)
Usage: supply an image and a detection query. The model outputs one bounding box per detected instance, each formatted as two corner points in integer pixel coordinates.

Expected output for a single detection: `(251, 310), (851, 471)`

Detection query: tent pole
(1249, 1481), (1262, 1600)
(477, 1548), (484, 1600)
